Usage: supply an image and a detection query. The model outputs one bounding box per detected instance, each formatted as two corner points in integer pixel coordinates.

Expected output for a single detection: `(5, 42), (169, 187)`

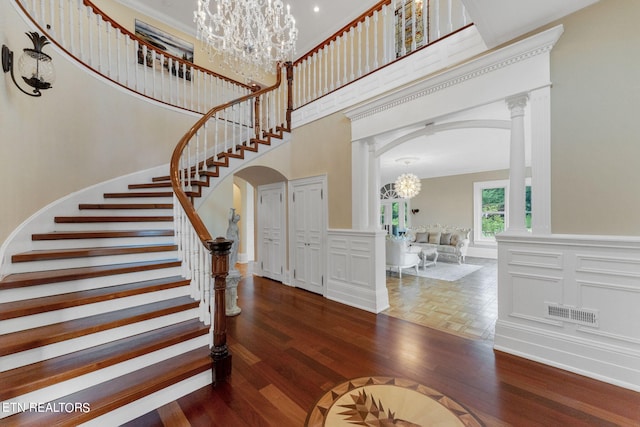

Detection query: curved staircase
(0, 127), (289, 425)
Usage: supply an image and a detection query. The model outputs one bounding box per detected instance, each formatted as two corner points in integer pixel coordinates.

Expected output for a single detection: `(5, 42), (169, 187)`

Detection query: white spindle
(411, 0), (416, 52)
(365, 17), (371, 74)
(422, 0), (428, 44)
(68, 0), (75, 54)
(373, 11), (379, 70)
(107, 24), (113, 78)
(87, 7), (94, 66)
(343, 32), (348, 84)
(97, 15), (103, 72)
(312, 54), (317, 99)
(350, 27), (356, 80)
(435, 0), (441, 39)
(329, 40), (335, 91)
(448, 0), (453, 33)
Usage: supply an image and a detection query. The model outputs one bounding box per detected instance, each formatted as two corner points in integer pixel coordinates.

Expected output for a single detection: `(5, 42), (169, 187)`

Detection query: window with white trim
(380, 183), (410, 235)
(473, 179), (531, 244)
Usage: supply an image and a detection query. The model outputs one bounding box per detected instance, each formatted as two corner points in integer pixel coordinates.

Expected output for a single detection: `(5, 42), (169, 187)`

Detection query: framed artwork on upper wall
(134, 19), (194, 80)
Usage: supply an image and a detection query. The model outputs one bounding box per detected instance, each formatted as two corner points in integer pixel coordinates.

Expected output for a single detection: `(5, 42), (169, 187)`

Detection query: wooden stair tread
(2, 346), (212, 426)
(54, 216), (173, 223)
(128, 182), (173, 189)
(31, 229), (174, 240)
(12, 243), (178, 263)
(0, 295), (199, 356)
(0, 259), (181, 289)
(104, 191), (173, 198)
(79, 203), (173, 210)
(0, 275), (189, 320)
(0, 319), (208, 401)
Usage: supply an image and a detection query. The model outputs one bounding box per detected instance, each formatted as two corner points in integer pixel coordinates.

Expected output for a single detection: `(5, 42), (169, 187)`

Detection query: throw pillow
(415, 232), (428, 243)
(450, 234), (459, 246)
(440, 232), (452, 245)
(428, 232), (441, 244)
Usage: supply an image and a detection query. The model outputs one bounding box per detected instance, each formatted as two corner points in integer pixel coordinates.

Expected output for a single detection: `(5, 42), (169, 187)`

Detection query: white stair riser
(8, 250), (179, 274)
(52, 221), (175, 232)
(31, 236), (176, 251)
(1, 286), (191, 334)
(80, 370), (212, 427)
(101, 197), (174, 204)
(0, 308), (200, 372)
(0, 266), (184, 303)
(0, 335), (208, 419)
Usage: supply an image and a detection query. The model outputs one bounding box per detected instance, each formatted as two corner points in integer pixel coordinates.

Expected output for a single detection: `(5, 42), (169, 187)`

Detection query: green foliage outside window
(481, 185), (532, 239)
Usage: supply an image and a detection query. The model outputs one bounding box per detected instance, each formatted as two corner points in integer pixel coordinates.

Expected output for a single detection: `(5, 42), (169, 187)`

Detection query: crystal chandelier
(394, 173), (421, 199)
(194, 0), (298, 76)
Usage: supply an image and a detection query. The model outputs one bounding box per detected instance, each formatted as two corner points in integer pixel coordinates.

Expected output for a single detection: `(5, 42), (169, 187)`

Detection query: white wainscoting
(326, 229), (388, 313)
(495, 232), (640, 392)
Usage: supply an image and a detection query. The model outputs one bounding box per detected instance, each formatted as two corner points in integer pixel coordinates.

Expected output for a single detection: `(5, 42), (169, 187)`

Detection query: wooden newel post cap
(208, 237), (232, 255)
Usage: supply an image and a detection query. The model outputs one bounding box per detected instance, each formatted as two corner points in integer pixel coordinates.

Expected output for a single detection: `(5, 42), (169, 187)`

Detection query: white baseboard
(495, 319), (640, 392)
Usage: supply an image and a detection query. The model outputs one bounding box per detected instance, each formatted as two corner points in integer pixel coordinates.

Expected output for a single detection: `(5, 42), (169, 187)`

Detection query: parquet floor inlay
(383, 258), (497, 341)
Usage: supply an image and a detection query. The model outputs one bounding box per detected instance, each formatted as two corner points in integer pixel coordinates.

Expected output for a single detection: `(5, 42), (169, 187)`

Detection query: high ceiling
(115, 0), (381, 60)
(116, 0), (598, 184)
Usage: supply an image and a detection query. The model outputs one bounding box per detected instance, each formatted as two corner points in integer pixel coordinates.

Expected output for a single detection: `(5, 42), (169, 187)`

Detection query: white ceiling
(115, 0), (381, 60)
(116, 0), (597, 183)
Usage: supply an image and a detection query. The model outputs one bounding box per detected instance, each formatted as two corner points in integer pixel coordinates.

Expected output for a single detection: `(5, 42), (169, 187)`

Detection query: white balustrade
(17, 0), (251, 114)
(292, 0), (469, 108)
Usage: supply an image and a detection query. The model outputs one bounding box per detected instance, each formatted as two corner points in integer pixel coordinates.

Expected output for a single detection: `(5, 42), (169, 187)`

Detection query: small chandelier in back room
(194, 0), (298, 78)
(394, 157), (421, 199)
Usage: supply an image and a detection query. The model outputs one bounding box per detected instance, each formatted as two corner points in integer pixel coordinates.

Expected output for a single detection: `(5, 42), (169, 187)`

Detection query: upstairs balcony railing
(14, 0), (253, 113)
(293, 0), (470, 109)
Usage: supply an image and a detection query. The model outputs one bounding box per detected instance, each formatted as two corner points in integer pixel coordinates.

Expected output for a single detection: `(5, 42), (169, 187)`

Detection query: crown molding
(344, 25), (564, 123)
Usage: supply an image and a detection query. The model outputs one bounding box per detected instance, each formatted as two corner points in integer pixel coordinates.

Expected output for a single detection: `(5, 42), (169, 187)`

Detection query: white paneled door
(257, 182), (286, 282)
(290, 177), (326, 295)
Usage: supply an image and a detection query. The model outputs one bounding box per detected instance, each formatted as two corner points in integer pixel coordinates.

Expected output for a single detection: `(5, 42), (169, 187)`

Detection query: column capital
(506, 93), (529, 117)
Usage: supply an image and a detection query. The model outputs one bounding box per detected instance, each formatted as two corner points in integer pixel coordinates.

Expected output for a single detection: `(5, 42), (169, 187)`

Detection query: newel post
(208, 237), (233, 386)
(285, 61), (294, 131)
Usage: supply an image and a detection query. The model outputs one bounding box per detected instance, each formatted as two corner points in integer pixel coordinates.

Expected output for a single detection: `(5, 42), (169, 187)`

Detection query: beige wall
(0, 1), (199, 244)
(290, 112), (352, 229)
(550, 0), (640, 235)
(242, 112), (353, 229)
(409, 170), (510, 242)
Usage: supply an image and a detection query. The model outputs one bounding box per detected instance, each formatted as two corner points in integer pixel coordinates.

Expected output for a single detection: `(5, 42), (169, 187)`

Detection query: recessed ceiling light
(313, 6), (319, 13)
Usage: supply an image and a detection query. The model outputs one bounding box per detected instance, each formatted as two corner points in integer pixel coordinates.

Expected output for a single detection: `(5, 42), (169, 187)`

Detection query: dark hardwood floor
(125, 269), (640, 426)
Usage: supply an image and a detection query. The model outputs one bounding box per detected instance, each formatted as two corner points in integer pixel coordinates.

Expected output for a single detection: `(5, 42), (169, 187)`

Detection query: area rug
(305, 376), (484, 426)
(399, 262), (482, 282)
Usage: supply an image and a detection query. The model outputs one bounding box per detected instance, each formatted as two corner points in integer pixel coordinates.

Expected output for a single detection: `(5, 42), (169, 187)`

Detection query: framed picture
(134, 19), (194, 80)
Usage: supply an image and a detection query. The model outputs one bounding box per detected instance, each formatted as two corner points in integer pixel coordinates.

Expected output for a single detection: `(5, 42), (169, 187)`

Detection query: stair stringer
(0, 164), (169, 279)
(193, 131), (292, 210)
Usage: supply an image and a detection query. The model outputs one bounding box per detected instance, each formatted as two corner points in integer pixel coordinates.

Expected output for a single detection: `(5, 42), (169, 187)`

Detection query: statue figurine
(226, 208), (241, 271)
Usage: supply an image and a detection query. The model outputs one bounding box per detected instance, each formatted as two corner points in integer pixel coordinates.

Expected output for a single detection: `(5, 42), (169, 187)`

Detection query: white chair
(385, 238), (421, 278)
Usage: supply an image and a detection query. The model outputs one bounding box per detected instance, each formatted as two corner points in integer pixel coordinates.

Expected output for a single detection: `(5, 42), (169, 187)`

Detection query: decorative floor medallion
(305, 377), (484, 426)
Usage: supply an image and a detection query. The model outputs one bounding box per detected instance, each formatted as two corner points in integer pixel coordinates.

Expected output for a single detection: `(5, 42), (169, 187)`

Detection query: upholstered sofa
(385, 237), (421, 278)
(407, 225), (471, 264)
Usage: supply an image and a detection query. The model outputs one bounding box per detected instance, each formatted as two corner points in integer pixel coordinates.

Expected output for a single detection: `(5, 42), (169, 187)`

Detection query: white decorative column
(351, 139), (369, 229)
(506, 94), (529, 233)
(530, 86), (552, 234)
(368, 140), (381, 230)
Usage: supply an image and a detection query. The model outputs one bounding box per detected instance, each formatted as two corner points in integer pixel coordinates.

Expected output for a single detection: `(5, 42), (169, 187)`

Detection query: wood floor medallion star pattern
(305, 376), (484, 426)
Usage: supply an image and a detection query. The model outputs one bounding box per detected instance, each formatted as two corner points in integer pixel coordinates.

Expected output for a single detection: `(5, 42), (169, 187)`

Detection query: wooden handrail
(169, 63), (284, 249)
(294, 0), (391, 66)
(82, 0), (252, 90)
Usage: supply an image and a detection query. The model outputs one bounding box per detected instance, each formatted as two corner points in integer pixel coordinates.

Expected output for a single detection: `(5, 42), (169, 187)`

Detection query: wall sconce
(2, 32), (55, 97)
(411, 209), (420, 215)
